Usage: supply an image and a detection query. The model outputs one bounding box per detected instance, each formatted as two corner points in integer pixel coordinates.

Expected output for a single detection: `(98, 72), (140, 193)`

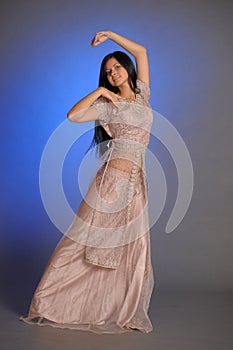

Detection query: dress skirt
(20, 164), (155, 334)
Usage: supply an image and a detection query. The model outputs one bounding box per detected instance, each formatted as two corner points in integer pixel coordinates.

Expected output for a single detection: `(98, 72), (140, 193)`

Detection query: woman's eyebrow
(105, 63), (119, 71)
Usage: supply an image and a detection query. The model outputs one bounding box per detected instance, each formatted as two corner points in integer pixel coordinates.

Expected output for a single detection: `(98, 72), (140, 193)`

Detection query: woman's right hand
(99, 87), (123, 105)
(67, 86), (123, 122)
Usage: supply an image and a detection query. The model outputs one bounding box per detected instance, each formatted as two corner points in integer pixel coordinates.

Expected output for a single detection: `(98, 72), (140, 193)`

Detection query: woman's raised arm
(91, 30), (150, 87)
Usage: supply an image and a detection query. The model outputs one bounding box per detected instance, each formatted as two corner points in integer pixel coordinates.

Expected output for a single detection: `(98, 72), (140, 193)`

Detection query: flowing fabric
(20, 79), (155, 334)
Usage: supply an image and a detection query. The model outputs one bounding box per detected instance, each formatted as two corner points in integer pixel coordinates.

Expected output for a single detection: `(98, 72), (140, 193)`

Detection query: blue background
(0, 0), (232, 313)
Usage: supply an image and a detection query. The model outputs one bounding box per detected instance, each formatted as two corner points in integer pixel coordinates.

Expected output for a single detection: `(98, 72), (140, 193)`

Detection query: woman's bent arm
(67, 86), (120, 123)
(67, 88), (101, 122)
(91, 30), (150, 86)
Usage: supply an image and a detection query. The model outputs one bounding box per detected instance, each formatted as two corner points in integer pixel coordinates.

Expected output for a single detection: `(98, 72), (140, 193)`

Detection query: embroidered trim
(85, 254), (118, 269)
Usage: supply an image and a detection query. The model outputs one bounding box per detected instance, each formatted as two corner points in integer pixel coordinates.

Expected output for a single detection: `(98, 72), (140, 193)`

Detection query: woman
(20, 30), (155, 334)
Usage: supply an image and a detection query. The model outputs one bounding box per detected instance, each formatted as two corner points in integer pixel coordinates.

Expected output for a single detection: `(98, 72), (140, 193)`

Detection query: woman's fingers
(105, 93), (119, 105)
(99, 88), (122, 106)
(91, 32), (108, 46)
(91, 37), (97, 46)
(110, 93), (123, 106)
(91, 34), (98, 46)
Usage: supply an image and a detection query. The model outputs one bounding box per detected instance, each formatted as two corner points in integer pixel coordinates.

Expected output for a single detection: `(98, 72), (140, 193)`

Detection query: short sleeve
(136, 78), (150, 100)
(92, 97), (112, 137)
(92, 97), (110, 124)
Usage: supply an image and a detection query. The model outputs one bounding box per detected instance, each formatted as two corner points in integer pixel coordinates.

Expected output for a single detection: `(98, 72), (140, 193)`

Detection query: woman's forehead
(106, 58), (120, 70)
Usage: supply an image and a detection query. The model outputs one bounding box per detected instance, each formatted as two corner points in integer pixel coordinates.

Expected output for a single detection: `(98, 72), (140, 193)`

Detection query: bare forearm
(107, 31), (146, 57)
(67, 88), (101, 119)
(67, 86), (120, 122)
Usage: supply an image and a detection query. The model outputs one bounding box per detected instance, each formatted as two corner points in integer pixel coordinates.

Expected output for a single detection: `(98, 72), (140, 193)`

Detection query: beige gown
(20, 78), (155, 334)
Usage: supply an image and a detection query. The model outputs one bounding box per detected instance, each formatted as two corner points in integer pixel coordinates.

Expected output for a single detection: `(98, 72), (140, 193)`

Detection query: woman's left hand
(91, 31), (111, 46)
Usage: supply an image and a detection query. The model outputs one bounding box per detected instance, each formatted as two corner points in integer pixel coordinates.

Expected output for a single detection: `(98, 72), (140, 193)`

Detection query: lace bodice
(93, 79), (152, 138)
(91, 78), (153, 225)
(92, 79), (153, 170)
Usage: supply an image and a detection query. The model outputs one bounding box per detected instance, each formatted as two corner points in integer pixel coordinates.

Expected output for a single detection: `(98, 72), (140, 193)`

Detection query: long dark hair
(86, 51), (140, 157)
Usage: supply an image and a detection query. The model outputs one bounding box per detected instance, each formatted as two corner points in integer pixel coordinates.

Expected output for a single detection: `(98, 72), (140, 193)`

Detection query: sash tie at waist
(84, 138), (148, 269)
(101, 139), (146, 223)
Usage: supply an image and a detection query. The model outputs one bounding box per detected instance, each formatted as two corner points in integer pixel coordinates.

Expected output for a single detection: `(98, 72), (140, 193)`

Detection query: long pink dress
(20, 78), (155, 334)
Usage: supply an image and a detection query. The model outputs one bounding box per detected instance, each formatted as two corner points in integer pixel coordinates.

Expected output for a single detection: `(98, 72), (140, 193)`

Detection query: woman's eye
(106, 65), (121, 75)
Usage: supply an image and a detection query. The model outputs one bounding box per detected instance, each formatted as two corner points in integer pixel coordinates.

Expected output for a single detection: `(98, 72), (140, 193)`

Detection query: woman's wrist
(95, 87), (104, 97)
(106, 30), (114, 39)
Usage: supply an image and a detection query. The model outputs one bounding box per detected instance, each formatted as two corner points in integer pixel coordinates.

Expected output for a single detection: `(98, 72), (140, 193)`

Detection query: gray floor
(1, 290), (233, 350)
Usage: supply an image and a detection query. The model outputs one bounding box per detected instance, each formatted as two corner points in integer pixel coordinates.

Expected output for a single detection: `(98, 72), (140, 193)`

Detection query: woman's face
(105, 57), (129, 87)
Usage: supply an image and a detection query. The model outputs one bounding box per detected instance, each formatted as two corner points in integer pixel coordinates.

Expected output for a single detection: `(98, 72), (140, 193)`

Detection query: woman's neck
(117, 85), (136, 101)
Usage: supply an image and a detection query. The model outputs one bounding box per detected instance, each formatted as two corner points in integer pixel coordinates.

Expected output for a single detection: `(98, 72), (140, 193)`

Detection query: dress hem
(19, 315), (153, 334)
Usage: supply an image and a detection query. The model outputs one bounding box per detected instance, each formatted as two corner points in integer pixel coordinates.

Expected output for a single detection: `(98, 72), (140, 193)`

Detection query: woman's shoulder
(136, 78), (150, 100)
(136, 78), (150, 99)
